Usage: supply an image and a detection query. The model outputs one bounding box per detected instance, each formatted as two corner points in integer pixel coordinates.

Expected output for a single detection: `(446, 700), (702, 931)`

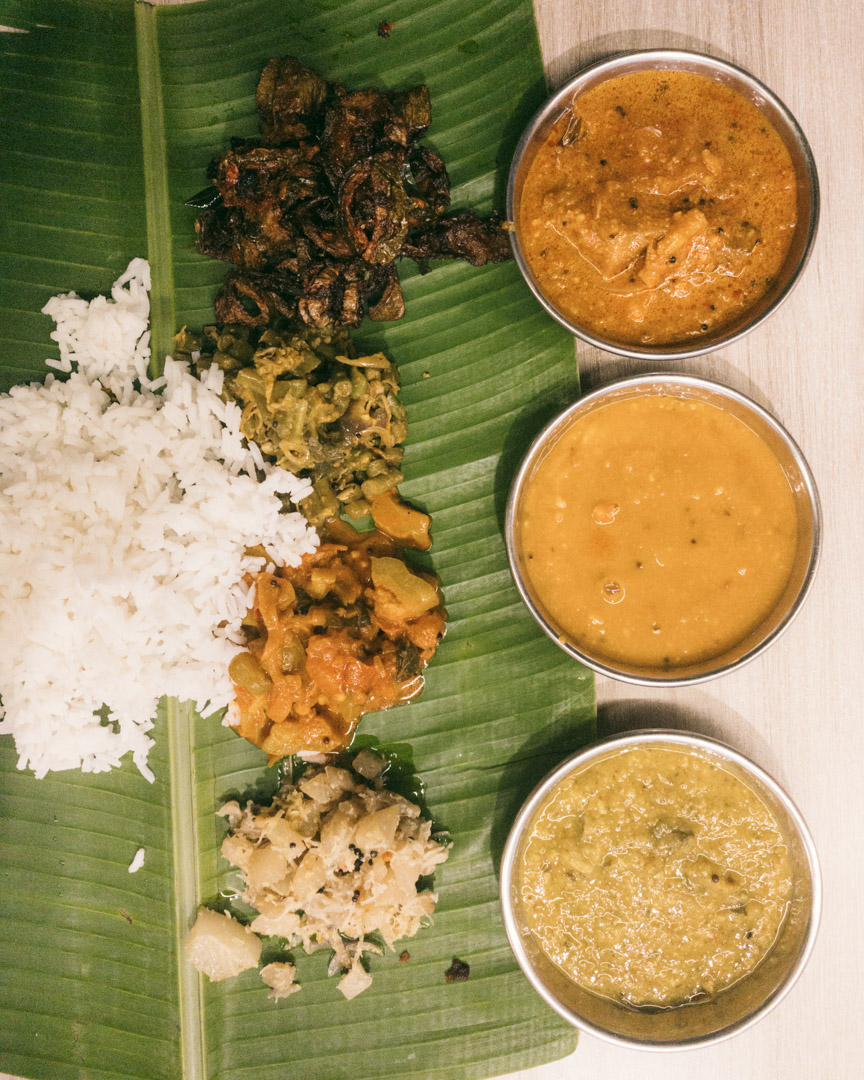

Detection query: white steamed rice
(0, 259), (318, 780)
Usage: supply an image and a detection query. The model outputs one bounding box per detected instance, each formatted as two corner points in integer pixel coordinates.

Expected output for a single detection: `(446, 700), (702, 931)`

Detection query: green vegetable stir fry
(175, 323), (407, 525)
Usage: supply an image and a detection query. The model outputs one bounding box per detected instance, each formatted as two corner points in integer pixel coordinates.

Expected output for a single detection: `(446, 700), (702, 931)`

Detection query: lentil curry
(517, 394), (798, 670)
(520, 746), (793, 1008)
(517, 70), (798, 346)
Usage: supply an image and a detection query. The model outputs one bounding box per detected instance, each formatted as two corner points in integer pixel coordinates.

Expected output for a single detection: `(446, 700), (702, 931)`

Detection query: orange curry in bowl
(517, 394), (798, 671)
(517, 70), (798, 346)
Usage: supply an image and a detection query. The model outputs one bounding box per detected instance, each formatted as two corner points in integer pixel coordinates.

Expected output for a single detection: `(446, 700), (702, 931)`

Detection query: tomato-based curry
(229, 520), (446, 759)
(517, 71), (798, 345)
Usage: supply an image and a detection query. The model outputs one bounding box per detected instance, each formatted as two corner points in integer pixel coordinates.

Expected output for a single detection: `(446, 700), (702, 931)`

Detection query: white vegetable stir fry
(186, 754), (449, 999)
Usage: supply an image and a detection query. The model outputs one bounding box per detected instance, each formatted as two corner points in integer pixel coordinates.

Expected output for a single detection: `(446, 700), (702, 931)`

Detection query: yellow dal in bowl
(520, 745), (793, 1008)
(518, 394), (798, 670)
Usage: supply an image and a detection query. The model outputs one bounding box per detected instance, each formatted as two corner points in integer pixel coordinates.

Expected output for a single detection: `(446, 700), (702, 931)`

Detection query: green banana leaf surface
(0, 1), (596, 1078)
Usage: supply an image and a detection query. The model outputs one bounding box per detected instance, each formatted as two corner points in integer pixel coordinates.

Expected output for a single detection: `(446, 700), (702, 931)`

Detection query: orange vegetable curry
(517, 71), (798, 346)
(229, 520), (446, 759)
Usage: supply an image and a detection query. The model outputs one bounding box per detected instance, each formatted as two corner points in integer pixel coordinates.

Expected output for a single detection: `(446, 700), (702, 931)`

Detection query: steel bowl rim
(506, 48), (821, 360)
(504, 371), (822, 686)
(499, 727), (823, 1051)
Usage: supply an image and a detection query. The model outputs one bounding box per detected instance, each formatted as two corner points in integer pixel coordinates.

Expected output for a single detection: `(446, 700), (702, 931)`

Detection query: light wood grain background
(3, 2), (861, 1079)
(510, 1), (864, 1078)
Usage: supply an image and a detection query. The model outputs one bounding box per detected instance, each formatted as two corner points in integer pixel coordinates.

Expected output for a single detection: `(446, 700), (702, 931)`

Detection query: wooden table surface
(505, 1), (864, 1078)
(3, 2), (861, 1079)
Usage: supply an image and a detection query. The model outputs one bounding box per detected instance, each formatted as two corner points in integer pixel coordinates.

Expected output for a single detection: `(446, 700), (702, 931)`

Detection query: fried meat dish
(193, 57), (511, 329)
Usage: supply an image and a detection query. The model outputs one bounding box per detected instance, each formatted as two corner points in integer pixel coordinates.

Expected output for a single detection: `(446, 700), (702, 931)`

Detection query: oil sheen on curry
(518, 71), (798, 345)
(518, 394), (798, 670)
(520, 746), (793, 1008)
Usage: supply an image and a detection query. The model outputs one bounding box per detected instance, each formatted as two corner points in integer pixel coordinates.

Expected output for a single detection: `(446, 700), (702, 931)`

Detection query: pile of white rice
(0, 259), (318, 780)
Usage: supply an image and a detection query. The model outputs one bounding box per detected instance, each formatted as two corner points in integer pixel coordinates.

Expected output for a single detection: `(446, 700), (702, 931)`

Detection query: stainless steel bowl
(500, 729), (822, 1050)
(505, 373), (821, 686)
(506, 49), (820, 359)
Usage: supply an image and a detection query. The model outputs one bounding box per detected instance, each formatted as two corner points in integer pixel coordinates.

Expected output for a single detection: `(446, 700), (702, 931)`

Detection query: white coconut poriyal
(260, 962), (300, 1001)
(185, 908), (262, 982)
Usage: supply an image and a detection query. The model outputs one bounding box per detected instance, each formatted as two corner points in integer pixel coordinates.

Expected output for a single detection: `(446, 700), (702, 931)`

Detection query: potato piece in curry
(229, 519), (446, 759)
(517, 70), (798, 346)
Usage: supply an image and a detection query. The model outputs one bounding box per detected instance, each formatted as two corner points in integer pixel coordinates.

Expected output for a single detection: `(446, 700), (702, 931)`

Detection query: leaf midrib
(136, 0), (176, 377)
(165, 696), (205, 1080)
(133, 10), (203, 1077)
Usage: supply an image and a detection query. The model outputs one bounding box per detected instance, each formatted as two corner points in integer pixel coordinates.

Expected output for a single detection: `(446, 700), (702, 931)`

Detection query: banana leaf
(0, 2), (595, 1078)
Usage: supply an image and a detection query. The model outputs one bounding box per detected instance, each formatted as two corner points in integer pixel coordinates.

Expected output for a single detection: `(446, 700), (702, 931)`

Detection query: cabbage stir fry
(177, 322), (416, 529)
(229, 519), (446, 759)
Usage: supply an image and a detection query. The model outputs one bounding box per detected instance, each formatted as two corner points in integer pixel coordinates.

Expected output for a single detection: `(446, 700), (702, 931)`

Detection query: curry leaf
(0, 2), (595, 1079)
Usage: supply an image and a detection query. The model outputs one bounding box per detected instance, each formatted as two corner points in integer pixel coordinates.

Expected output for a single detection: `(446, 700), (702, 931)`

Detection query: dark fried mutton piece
(404, 211), (512, 267)
(257, 56), (327, 141)
(193, 57), (510, 328)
